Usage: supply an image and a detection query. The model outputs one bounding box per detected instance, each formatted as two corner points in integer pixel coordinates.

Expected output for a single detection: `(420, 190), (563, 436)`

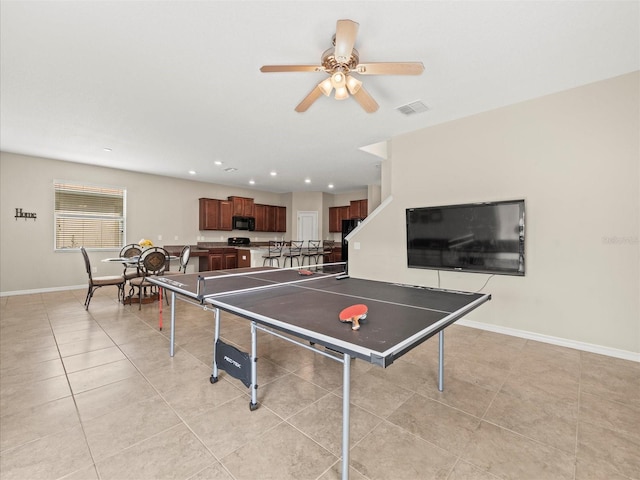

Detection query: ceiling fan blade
(354, 62), (424, 75)
(260, 65), (324, 73)
(352, 86), (379, 113)
(334, 19), (359, 63)
(295, 83), (325, 112)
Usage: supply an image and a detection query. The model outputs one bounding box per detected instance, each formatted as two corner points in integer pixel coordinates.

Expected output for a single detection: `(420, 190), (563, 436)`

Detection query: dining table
(102, 255), (177, 305)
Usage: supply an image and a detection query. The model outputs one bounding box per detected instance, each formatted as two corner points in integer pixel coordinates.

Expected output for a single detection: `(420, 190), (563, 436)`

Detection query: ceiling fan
(260, 19), (424, 113)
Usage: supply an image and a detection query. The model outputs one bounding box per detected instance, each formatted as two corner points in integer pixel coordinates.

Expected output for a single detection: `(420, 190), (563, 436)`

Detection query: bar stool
(302, 240), (321, 266)
(283, 240), (303, 267)
(262, 241), (283, 267)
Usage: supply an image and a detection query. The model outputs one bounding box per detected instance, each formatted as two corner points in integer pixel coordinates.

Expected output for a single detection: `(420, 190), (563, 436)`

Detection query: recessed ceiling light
(249, 180), (255, 185)
(270, 171), (277, 176)
(188, 170), (196, 175)
(328, 184), (334, 189)
(304, 178), (311, 184)
(214, 160), (223, 166)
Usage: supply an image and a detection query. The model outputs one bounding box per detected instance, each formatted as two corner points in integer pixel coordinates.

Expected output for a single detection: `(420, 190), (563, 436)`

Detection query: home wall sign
(15, 208), (37, 220)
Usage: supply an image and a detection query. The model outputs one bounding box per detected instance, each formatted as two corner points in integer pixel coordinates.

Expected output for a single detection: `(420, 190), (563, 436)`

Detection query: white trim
(1, 285), (85, 297)
(1, 283), (637, 363)
(458, 319), (640, 363)
(345, 195), (393, 242)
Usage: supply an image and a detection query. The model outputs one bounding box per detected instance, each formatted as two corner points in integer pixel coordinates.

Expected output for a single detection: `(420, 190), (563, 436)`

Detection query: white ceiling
(1, 1), (638, 194)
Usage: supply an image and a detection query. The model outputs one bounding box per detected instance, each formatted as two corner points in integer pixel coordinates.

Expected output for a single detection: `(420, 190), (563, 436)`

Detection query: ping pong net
(194, 263), (347, 300)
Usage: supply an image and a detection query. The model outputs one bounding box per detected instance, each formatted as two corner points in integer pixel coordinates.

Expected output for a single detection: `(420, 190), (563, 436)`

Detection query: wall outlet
(174, 235), (178, 240)
(92, 267), (97, 273)
(158, 234), (163, 241)
(354, 242), (361, 250)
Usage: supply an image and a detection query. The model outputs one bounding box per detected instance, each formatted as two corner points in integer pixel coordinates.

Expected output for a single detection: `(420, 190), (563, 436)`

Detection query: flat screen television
(406, 200), (525, 276)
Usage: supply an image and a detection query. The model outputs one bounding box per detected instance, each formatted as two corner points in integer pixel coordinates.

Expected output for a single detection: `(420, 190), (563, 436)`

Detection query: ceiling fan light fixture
(330, 71), (346, 89)
(345, 75), (362, 94)
(319, 78), (333, 96)
(334, 86), (349, 100)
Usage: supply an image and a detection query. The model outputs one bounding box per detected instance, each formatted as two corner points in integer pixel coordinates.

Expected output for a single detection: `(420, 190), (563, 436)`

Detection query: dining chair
(301, 240), (321, 266)
(282, 240), (303, 267)
(80, 246), (125, 310)
(163, 245), (191, 275)
(262, 241), (283, 267)
(119, 243), (143, 281)
(127, 247), (170, 309)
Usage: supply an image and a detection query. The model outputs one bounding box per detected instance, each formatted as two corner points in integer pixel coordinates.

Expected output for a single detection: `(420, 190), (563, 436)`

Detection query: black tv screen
(406, 200), (525, 276)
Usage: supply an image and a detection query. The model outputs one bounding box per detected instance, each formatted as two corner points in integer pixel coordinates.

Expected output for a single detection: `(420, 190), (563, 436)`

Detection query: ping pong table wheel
(210, 375), (218, 384)
(249, 402), (258, 411)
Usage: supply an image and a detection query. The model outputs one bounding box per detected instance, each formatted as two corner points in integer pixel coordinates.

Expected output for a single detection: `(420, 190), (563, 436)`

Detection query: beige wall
(0, 153), (374, 292)
(0, 153), (288, 292)
(349, 72), (639, 356)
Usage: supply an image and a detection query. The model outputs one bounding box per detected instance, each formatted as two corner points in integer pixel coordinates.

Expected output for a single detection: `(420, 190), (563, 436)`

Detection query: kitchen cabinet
(254, 204), (267, 231)
(329, 200), (367, 231)
(275, 206), (286, 232)
(329, 206), (351, 232)
(208, 248), (237, 271)
(228, 196), (255, 217)
(350, 199), (368, 219)
(199, 198), (220, 230)
(237, 249), (251, 268)
(254, 204), (286, 232)
(219, 200), (233, 230)
(199, 198), (232, 231)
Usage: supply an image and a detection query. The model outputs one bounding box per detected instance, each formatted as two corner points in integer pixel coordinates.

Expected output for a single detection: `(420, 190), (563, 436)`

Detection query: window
(54, 181), (126, 250)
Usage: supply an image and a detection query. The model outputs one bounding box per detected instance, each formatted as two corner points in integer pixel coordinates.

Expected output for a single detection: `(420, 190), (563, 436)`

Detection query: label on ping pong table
(215, 339), (252, 388)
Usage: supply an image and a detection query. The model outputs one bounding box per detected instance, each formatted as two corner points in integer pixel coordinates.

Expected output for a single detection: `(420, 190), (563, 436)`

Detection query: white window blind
(54, 181), (126, 250)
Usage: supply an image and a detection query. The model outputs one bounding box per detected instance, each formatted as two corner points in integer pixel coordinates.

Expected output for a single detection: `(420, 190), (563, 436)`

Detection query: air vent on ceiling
(396, 100), (429, 116)
(224, 167), (238, 173)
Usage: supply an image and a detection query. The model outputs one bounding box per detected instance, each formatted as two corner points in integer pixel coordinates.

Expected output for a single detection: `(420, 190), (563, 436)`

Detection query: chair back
(120, 243), (142, 259)
(323, 240), (335, 253)
(287, 240), (303, 254)
(268, 241), (283, 255)
(307, 240), (321, 253)
(178, 245), (191, 273)
(80, 246), (93, 282)
(137, 247), (169, 276)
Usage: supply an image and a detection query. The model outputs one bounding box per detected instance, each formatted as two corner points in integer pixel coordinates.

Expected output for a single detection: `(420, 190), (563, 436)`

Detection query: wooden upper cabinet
(350, 199), (368, 219)
(199, 198), (232, 231)
(199, 198), (220, 230)
(219, 200), (233, 231)
(329, 206), (350, 232)
(329, 200), (367, 231)
(275, 206), (286, 233)
(228, 196), (255, 217)
(254, 204), (285, 232)
(254, 204), (267, 231)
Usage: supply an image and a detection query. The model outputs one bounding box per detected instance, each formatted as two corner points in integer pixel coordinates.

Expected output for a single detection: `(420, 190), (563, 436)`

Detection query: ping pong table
(148, 265), (490, 480)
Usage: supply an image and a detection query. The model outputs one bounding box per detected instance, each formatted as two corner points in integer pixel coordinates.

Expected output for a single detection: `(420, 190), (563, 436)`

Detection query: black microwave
(232, 216), (255, 231)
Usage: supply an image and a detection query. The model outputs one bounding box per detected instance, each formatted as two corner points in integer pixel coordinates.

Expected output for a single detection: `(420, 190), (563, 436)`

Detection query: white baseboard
(1, 286), (638, 363)
(0, 285), (85, 297)
(458, 319), (640, 363)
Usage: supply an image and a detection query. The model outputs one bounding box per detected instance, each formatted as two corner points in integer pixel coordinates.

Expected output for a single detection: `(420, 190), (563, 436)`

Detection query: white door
(297, 211), (318, 242)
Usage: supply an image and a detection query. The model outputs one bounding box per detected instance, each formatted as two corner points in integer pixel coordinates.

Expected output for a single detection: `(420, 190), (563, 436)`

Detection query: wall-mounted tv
(406, 199), (525, 276)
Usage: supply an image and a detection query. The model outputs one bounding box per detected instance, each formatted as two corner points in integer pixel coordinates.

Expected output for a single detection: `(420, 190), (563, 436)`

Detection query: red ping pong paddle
(339, 304), (367, 331)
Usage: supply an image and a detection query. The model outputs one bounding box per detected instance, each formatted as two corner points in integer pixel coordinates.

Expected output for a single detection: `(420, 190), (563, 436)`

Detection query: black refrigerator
(341, 218), (362, 262)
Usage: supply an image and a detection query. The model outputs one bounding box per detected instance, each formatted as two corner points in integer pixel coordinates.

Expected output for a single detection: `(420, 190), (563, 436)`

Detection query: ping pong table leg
(170, 292), (176, 357)
(341, 353), (351, 480)
(250, 322), (258, 411)
(438, 330), (444, 392)
(210, 308), (220, 383)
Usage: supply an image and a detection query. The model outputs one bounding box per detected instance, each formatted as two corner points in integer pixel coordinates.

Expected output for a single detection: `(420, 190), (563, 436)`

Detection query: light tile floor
(1, 286), (638, 480)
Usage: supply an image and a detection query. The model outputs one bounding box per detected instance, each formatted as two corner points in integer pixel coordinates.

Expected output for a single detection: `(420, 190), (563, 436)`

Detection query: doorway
(297, 211), (318, 242)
